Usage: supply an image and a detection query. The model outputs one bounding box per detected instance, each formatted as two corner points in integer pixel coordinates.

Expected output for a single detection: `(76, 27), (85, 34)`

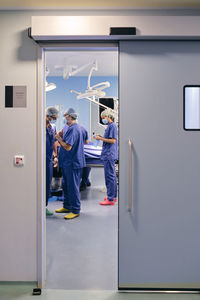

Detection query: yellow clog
(55, 207), (70, 213)
(64, 212), (80, 219)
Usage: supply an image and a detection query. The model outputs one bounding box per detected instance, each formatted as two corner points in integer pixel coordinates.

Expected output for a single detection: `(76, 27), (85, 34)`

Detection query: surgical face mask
(102, 118), (108, 125)
(51, 119), (57, 124)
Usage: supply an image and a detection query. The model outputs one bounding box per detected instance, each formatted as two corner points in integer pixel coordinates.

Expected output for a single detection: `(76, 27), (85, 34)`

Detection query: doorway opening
(44, 46), (119, 290)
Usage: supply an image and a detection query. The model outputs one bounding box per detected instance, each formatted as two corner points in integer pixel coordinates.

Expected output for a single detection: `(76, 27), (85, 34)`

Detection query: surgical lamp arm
(87, 61), (98, 89)
(87, 96), (118, 116)
(70, 88), (117, 115)
(69, 61), (95, 77)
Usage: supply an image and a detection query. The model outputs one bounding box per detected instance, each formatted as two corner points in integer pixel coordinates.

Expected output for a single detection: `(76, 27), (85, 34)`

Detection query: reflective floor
(46, 183), (118, 290)
(0, 284), (200, 300)
(3, 175), (199, 299)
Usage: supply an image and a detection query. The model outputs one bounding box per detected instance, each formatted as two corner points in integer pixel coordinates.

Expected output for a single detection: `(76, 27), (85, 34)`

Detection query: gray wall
(1, 9), (200, 282)
(0, 11), (38, 281)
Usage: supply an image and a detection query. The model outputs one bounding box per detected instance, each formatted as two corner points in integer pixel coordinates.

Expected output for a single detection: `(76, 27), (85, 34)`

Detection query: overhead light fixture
(69, 60), (117, 114)
(76, 81), (110, 99)
(45, 81), (56, 92)
(70, 60), (110, 99)
(45, 67), (56, 92)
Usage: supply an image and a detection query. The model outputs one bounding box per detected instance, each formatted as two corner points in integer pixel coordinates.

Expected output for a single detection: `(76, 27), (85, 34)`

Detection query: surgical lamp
(45, 67), (56, 92)
(69, 60), (110, 99)
(67, 60), (117, 115)
(45, 81), (56, 92)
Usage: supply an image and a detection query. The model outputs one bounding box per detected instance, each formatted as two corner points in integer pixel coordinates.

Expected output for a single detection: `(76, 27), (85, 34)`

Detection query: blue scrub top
(63, 124), (69, 137)
(80, 125), (89, 143)
(101, 122), (118, 161)
(59, 123), (86, 169)
(46, 124), (56, 161)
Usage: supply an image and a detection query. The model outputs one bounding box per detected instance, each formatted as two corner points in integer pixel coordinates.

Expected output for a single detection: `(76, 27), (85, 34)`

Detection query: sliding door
(119, 41), (200, 291)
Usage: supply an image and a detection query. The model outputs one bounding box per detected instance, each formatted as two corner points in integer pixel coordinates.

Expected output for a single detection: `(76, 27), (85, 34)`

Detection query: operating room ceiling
(46, 51), (118, 77)
(1, 0), (200, 9)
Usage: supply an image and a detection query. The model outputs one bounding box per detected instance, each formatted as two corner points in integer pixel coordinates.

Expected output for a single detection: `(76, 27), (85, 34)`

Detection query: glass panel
(184, 86), (200, 130)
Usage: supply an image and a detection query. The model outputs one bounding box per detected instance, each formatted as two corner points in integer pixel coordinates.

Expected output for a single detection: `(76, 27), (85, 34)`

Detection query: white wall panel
(0, 11), (38, 281)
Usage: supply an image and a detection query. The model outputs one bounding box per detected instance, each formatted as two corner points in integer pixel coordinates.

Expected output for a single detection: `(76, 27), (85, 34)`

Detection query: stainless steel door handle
(128, 139), (133, 212)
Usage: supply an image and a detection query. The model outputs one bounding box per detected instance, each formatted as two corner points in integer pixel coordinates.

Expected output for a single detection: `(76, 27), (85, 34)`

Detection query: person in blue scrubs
(94, 109), (118, 205)
(63, 111), (69, 137)
(46, 106), (59, 216)
(62, 111), (90, 191)
(80, 166), (91, 191)
(55, 108), (85, 219)
(79, 125), (92, 191)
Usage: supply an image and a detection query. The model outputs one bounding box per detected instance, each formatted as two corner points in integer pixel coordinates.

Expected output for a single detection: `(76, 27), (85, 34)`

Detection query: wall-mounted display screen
(99, 98), (114, 125)
(184, 85), (200, 130)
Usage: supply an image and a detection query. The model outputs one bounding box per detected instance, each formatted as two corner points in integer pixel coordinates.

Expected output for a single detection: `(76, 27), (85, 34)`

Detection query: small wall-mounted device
(14, 155), (24, 166)
(110, 27), (136, 35)
(5, 86), (27, 108)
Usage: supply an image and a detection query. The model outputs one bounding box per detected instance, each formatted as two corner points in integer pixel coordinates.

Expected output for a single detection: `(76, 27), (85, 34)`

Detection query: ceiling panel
(46, 50), (118, 77)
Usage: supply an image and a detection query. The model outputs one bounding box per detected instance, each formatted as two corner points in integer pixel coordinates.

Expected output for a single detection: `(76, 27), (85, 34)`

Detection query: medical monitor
(99, 98), (114, 125)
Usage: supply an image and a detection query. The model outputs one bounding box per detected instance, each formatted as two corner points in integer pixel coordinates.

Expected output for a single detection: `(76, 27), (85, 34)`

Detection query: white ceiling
(46, 50), (118, 77)
(1, 0), (200, 9)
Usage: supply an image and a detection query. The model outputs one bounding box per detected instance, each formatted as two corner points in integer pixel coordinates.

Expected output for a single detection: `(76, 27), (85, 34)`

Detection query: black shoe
(80, 185), (86, 191)
(87, 182), (91, 187)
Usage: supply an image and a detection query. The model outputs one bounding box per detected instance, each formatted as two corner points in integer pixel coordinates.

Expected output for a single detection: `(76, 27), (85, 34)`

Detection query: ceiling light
(45, 81), (56, 92)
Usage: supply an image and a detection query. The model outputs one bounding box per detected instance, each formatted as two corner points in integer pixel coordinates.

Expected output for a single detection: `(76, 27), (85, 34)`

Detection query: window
(184, 85), (200, 130)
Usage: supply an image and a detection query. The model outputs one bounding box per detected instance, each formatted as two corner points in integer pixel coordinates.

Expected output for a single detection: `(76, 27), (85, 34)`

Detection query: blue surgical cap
(64, 108), (78, 119)
(46, 106), (59, 117)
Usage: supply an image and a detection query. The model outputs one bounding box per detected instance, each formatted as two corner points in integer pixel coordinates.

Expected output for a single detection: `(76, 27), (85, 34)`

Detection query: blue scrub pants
(103, 160), (117, 201)
(46, 159), (53, 206)
(61, 165), (82, 214)
(80, 167), (91, 187)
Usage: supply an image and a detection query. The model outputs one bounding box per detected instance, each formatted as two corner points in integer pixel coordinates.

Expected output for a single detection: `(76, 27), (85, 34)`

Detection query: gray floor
(46, 186), (118, 290)
(1, 283), (200, 300)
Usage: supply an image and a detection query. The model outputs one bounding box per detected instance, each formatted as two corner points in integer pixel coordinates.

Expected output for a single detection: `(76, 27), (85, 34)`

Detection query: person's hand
(95, 135), (102, 141)
(55, 133), (61, 141)
(53, 157), (58, 167)
(58, 129), (63, 138)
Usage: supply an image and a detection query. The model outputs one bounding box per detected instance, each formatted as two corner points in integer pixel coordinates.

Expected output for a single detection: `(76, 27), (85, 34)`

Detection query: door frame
(36, 42), (119, 288)
(37, 37), (200, 291)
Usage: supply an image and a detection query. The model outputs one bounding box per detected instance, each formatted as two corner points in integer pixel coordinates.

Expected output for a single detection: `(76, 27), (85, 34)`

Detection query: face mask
(102, 118), (108, 125)
(51, 119), (57, 124)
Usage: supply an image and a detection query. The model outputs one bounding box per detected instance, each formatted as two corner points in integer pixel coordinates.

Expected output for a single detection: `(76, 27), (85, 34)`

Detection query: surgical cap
(101, 108), (115, 120)
(46, 106), (59, 117)
(64, 108), (78, 119)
